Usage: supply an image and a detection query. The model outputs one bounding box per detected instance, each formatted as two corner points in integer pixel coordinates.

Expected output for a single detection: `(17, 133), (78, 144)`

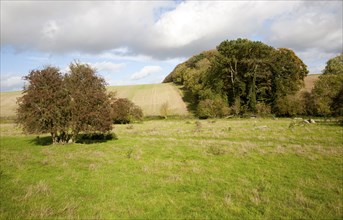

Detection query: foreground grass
(0, 119), (342, 219)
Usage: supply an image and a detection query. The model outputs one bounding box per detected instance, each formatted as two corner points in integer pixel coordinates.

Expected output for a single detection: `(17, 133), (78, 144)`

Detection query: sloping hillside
(302, 74), (320, 92)
(0, 83), (189, 119)
(107, 83), (188, 116)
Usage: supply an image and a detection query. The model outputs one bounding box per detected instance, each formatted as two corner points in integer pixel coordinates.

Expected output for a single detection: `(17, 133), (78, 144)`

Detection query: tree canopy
(17, 62), (113, 144)
(323, 53), (343, 75)
(163, 38), (308, 116)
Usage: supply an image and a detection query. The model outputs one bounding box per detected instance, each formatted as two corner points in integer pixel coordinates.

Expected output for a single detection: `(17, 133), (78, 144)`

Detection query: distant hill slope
(302, 74), (320, 92)
(0, 83), (189, 119)
(107, 83), (188, 116)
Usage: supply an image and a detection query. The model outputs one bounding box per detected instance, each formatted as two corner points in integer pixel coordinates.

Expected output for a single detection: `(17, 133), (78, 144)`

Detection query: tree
(65, 62), (113, 141)
(110, 97), (143, 124)
(162, 38), (308, 117)
(311, 74), (343, 116)
(16, 66), (71, 144)
(310, 54), (343, 116)
(323, 53), (343, 75)
(271, 48), (308, 114)
(17, 62), (113, 144)
(208, 39), (303, 114)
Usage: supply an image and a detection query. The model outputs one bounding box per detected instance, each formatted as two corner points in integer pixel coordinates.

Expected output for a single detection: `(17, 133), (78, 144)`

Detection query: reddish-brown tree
(17, 62), (113, 144)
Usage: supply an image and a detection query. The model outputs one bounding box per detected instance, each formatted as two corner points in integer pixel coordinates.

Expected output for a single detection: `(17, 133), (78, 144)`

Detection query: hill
(302, 74), (320, 92)
(0, 83), (188, 120)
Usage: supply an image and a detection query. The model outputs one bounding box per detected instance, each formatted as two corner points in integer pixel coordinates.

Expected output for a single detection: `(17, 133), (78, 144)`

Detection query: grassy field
(1, 118), (342, 219)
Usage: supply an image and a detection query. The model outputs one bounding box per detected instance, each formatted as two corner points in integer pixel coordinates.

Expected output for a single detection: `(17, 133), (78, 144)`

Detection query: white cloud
(91, 61), (126, 74)
(1, 1), (342, 77)
(267, 1), (342, 53)
(2, 1), (341, 57)
(130, 66), (162, 80)
(0, 75), (23, 91)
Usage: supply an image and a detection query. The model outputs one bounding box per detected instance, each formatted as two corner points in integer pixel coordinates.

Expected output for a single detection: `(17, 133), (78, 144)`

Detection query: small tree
(16, 66), (71, 144)
(66, 62), (113, 141)
(110, 98), (143, 124)
(17, 62), (113, 144)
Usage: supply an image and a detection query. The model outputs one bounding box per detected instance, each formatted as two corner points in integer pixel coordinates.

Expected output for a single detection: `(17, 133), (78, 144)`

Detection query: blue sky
(1, 0), (342, 91)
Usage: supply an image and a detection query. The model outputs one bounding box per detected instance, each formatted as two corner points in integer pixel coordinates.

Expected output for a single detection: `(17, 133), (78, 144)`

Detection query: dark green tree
(163, 38), (308, 117)
(271, 48), (308, 114)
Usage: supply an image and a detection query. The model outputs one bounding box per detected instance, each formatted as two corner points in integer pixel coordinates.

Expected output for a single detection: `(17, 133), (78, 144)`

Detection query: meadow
(1, 118), (342, 219)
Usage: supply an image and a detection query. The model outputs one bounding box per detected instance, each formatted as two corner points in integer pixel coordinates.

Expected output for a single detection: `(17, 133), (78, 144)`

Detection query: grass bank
(0, 118), (342, 219)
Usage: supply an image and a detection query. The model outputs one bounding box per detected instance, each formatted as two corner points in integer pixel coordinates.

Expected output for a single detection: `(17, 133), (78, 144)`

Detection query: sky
(1, 0), (342, 91)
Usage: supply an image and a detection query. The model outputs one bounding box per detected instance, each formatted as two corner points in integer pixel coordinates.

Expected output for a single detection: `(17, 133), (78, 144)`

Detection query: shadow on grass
(76, 133), (118, 144)
(33, 136), (53, 146)
(31, 133), (117, 146)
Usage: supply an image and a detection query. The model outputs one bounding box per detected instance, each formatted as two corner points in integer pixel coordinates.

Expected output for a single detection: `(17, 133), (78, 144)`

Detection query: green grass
(1, 118), (342, 219)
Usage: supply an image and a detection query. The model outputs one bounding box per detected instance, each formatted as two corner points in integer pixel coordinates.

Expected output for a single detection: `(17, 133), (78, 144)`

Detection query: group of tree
(17, 62), (143, 144)
(164, 38), (342, 118)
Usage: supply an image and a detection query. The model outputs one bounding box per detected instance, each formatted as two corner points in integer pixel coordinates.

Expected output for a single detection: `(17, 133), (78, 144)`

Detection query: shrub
(111, 98), (143, 124)
(275, 95), (305, 117)
(197, 99), (229, 119)
(256, 102), (271, 116)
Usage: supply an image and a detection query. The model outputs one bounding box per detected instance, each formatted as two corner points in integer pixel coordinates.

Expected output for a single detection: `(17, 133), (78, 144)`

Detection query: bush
(311, 74), (343, 116)
(197, 99), (229, 119)
(275, 95), (305, 117)
(111, 98), (143, 124)
(256, 102), (271, 116)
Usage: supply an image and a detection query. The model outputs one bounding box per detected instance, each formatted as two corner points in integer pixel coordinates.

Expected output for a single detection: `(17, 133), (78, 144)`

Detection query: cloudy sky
(1, 0), (342, 91)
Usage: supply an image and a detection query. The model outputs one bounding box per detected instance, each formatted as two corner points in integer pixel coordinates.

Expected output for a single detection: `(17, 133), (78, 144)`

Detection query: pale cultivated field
(108, 83), (189, 116)
(0, 83), (189, 118)
(302, 74), (320, 92)
(0, 91), (21, 119)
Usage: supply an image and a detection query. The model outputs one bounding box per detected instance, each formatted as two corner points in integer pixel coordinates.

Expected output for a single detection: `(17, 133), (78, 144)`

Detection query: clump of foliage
(197, 98), (229, 119)
(163, 38), (308, 117)
(110, 97), (143, 124)
(17, 62), (113, 144)
(323, 53), (343, 75)
(311, 73), (343, 116)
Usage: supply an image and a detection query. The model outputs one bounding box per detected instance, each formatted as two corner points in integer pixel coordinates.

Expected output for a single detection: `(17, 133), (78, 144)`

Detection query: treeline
(163, 38), (343, 118)
(17, 62), (143, 144)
